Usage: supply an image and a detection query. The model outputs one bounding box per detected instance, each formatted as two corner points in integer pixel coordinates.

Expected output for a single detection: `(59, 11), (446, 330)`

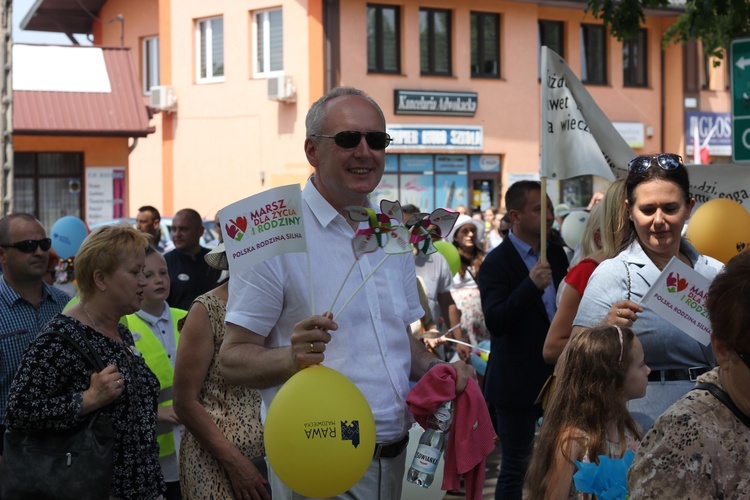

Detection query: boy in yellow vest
(127, 246), (187, 500)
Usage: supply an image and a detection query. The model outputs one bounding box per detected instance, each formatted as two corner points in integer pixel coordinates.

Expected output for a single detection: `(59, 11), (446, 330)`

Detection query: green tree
(586, 0), (750, 59)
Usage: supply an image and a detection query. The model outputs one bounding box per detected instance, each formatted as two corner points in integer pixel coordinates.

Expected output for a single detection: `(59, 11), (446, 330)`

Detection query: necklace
(81, 303), (99, 328)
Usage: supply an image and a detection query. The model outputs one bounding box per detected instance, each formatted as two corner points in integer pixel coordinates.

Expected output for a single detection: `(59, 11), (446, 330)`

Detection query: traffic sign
(731, 38), (750, 162)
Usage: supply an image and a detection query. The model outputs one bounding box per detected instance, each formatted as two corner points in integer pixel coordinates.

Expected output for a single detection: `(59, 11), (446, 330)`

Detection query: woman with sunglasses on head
(571, 154), (723, 433)
(628, 250), (750, 499)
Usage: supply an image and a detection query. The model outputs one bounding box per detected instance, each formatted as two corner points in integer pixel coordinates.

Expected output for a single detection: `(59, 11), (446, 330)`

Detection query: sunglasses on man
(627, 153), (683, 174)
(311, 130), (392, 150)
(0, 238), (52, 253)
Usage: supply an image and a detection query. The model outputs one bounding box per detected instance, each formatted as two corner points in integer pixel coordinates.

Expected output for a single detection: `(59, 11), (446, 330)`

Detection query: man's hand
(289, 312), (337, 371)
(449, 360), (477, 394)
(530, 260), (553, 291)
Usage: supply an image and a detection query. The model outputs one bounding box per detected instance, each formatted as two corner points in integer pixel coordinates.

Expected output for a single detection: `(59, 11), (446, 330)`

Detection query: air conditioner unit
(267, 74), (296, 103)
(150, 85), (177, 112)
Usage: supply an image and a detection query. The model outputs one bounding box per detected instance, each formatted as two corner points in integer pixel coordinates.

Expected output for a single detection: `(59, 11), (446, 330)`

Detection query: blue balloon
(51, 216), (89, 258)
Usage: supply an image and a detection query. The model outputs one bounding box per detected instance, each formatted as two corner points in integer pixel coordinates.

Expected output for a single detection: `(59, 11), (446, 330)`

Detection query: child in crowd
(126, 246), (187, 500)
(525, 325), (649, 499)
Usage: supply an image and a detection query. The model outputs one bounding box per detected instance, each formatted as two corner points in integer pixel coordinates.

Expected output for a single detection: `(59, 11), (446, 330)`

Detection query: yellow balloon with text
(686, 198), (750, 264)
(264, 365), (376, 498)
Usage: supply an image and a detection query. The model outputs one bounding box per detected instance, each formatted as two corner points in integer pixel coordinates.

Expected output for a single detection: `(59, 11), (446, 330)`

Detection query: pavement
(438, 442), (501, 499)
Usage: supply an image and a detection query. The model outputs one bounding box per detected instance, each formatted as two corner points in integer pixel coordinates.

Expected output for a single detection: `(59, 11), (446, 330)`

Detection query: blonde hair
(75, 224), (150, 302)
(575, 203), (603, 264)
(600, 179), (627, 258)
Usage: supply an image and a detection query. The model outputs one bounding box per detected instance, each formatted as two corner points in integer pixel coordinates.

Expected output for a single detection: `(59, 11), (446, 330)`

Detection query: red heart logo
(234, 216), (248, 232)
(666, 272), (676, 288)
(225, 223), (239, 240)
(677, 278), (688, 292)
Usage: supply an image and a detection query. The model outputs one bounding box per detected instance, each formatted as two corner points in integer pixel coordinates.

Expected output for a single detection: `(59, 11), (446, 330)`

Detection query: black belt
(373, 434), (409, 459)
(647, 366), (711, 382)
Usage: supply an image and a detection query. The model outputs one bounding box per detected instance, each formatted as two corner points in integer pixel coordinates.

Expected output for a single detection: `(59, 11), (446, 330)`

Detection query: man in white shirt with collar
(220, 86), (474, 499)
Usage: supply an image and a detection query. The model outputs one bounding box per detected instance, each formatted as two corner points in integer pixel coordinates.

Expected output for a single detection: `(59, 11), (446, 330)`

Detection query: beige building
(19, 0), (732, 222)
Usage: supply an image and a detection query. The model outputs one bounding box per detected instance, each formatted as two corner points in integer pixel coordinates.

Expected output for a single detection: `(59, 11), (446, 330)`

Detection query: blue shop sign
(386, 125), (483, 151)
(685, 111), (732, 156)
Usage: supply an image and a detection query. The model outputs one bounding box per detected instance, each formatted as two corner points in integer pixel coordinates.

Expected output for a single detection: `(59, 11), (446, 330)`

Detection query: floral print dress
(6, 314), (165, 500)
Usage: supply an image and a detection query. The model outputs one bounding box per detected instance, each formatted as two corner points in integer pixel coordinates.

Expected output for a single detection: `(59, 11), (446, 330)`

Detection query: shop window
(420, 8), (452, 76)
(580, 24), (607, 85)
(367, 4), (400, 74)
(470, 11), (499, 78)
(13, 152), (83, 230)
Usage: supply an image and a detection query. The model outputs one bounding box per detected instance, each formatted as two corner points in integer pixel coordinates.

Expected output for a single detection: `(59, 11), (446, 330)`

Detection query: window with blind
(420, 8), (452, 76)
(142, 36), (159, 95)
(13, 152), (83, 230)
(470, 11), (500, 78)
(367, 4), (400, 74)
(580, 24), (607, 85)
(254, 8), (283, 77)
(196, 17), (224, 83)
(623, 29), (647, 87)
(539, 20), (564, 78)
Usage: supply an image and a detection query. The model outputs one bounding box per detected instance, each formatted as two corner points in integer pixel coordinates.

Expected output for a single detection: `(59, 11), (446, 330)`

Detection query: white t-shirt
(226, 178), (423, 442)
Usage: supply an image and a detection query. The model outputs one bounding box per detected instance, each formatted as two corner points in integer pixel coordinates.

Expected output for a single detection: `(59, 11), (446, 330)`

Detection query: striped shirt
(0, 277), (70, 425)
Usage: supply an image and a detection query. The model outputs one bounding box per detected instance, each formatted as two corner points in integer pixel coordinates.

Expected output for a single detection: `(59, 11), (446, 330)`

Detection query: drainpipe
(660, 46), (665, 152)
(129, 137), (139, 154)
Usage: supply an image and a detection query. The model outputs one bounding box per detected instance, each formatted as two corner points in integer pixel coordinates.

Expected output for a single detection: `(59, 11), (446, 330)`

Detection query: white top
(226, 178), (422, 442)
(414, 251), (454, 326)
(133, 306), (177, 368)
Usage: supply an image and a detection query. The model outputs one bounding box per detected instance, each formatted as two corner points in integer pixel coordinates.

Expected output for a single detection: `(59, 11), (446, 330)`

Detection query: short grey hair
(305, 86), (385, 136)
(0, 213), (40, 243)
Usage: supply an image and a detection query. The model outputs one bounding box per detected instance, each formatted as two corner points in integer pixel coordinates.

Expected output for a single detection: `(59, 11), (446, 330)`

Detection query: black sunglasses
(311, 131), (392, 150)
(738, 351), (750, 371)
(627, 153), (683, 174)
(0, 238), (52, 253)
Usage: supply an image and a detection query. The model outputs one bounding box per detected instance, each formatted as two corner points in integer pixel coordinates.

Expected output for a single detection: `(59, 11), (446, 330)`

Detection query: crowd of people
(0, 86), (748, 500)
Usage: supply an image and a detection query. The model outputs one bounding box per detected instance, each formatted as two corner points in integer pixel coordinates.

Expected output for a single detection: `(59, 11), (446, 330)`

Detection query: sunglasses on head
(738, 351), (750, 371)
(311, 131), (392, 150)
(627, 153), (683, 174)
(0, 238), (52, 253)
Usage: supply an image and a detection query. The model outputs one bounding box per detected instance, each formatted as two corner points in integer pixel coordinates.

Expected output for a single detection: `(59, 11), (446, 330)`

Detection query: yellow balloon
(686, 198), (750, 264)
(264, 365), (376, 498)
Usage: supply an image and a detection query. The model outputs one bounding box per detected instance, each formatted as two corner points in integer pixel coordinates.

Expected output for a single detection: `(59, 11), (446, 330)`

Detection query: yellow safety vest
(126, 307), (187, 458)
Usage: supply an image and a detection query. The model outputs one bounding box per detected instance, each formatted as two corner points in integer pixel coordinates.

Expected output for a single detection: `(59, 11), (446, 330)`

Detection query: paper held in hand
(640, 257), (713, 346)
(219, 184), (307, 275)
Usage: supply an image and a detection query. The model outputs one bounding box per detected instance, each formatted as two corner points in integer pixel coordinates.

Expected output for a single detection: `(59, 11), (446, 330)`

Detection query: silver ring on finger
(616, 309), (622, 317)
(309, 342), (315, 353)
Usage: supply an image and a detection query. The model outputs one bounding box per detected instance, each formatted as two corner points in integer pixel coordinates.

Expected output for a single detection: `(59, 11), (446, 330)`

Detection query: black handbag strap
(45, 331), (106, 372)
(693, 382), (750, 428)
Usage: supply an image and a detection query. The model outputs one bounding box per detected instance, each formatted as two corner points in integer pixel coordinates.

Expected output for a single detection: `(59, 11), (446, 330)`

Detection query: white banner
(541, 46), (750, 213)
(219, 184), (307, 273)
(641, 257), (712, 345)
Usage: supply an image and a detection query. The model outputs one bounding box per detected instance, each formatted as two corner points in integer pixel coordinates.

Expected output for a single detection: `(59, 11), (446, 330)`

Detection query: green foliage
(586, 0), (750, 59)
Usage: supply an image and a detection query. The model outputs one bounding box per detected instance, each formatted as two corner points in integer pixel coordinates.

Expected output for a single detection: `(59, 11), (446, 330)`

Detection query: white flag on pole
(540, 46), (621, 181)
(219, 184), (307, 274)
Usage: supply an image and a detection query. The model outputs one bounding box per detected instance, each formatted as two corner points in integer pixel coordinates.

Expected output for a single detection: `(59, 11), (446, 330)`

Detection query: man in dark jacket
(478, 180), (568, 500)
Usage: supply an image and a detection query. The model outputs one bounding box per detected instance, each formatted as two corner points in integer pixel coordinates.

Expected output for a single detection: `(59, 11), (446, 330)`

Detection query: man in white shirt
(220, 87), (474, 499)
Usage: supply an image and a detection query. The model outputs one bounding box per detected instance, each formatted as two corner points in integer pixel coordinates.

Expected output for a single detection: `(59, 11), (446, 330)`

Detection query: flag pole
(540, 176), (547, 264)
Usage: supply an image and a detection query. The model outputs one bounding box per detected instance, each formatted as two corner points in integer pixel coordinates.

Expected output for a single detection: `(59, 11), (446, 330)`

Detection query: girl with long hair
(525, 325), (649, 499)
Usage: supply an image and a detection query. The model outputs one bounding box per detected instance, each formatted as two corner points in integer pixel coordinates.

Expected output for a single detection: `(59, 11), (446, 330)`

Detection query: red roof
(14, 45), (154, 138)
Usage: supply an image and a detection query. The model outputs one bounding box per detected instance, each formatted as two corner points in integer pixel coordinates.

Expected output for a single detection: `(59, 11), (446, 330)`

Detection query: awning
(13, 44), (154, 138)
(20, 0), (105, 36)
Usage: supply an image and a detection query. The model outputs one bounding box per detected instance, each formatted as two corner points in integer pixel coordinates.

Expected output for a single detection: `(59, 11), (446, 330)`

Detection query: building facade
(19, 0), (732, 222)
